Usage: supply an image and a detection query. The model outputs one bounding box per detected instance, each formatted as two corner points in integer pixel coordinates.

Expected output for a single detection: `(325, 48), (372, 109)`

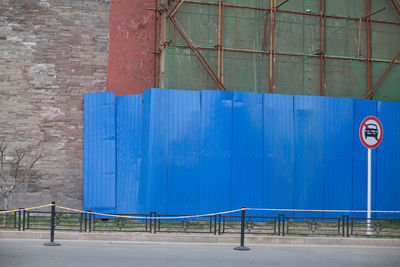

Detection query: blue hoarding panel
(293, 96), (354, 218)
(199, 90), (233, 214)
(321, 97), (354, 218)
(116, 95), (142, 214)
(83, 92), (116, 213)
(376, 101), (400, 219)
(231, 91), (263, 210)
(166, 90), (201, 214)
(293, 95), (326, 217)
(263, 94), (295, 217)
(140, 89), (169, 213)
(352, 99), (378, 218)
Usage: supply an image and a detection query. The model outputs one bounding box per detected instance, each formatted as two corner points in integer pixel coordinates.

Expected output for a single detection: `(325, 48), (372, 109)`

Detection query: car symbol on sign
(364, 124), (378, 139)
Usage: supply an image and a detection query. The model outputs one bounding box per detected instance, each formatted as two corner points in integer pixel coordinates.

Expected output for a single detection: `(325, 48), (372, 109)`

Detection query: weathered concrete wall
(0, 0), (109, 209)
(107, 0), (155, 96)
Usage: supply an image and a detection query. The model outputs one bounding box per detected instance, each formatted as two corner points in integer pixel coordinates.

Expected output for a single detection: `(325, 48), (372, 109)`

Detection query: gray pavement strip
(0, 239), (399, 267)
(1, 230), (400, 247)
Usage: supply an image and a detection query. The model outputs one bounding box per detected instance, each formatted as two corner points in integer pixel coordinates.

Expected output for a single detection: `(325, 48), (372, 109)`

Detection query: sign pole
(367, 148), (372, 235)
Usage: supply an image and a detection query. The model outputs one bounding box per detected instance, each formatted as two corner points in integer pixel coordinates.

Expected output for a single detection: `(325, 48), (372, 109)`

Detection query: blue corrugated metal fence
(83, 92), (116, 213)
(83, 89), (400, 217)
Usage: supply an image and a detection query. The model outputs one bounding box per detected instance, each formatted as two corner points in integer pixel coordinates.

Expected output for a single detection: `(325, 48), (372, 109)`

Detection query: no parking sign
(359, 116), (383, 149)
(359, 116), (383, 235)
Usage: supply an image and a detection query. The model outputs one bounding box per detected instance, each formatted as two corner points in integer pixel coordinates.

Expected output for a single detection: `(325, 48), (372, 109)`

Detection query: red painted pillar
(108, 0), (156, 96)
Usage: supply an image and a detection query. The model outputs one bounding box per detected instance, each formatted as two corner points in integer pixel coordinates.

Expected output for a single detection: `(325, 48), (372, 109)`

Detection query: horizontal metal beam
(183, 0), (400, 25)
(166, 44), (400, 64)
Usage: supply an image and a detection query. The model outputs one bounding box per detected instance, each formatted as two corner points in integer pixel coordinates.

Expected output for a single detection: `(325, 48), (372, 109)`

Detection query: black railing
(155, 214), (217, 234)
(221, 215), (279, 235)
(25, 211), (85, 232)
(89, 214), (150, 233)
(350, 217), (400, 238)
(25, 211), (51, 230)
(284, 216), (343, 236)
(2, 206), (400, 239)
(0, 210), (21, 230)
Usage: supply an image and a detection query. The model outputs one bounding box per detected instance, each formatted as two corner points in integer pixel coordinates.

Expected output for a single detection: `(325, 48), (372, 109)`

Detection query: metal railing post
(84, 211), (87, 232)
(151, 212), (158, 234)
(88, 211), (92, 232)
(92, 214), (96, 231)
(43, 201), (61, 246)
(278, 214), (283, 236)
(234, 207), (250, 251)
(17, 210), (21, 230)
(214, 215), (217, 235)
(150, 212), (156, 233)
(218, 214), (221, 235)
(79, 213), (83, 232)
(157, 214), (160, 233)
(26, 211), (30, 229)
(342, 215), (345, 237)
(22, 210), (25, 231)
(350, 218), (353, 236)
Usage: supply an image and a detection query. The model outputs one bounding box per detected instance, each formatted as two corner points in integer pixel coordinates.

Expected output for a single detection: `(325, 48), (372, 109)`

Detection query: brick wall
(0, 0), (109, 209)
(108, 0), (156, 96)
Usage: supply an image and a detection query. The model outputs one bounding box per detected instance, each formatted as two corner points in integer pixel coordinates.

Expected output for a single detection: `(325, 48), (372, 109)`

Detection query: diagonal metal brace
(170, 0), (185, 17)
(391, 0), (400, 16)
(362, 7), (386, 20)
(160, 2), (227, 91)
(366, 50), (400, 99)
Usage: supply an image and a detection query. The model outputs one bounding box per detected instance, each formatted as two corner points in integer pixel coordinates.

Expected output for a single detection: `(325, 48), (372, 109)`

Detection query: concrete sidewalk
(1, 230), (399, 247)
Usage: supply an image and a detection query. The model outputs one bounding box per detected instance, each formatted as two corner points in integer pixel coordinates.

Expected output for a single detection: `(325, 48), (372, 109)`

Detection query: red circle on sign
(359, 116), (383, 149)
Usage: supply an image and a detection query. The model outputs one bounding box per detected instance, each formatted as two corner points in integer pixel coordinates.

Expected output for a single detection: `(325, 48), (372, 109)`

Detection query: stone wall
(0, 0), (109, 209)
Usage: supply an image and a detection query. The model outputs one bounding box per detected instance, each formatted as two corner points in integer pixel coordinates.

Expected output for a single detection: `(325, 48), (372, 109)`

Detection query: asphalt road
(0, 239), (399, 267)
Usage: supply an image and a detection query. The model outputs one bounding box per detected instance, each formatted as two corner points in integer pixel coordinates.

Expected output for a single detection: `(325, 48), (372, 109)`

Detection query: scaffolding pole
(269, 0), (274, 93)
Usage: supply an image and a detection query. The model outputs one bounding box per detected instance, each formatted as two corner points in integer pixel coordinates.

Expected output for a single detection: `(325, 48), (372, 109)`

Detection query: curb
(1, 230), (399, 247)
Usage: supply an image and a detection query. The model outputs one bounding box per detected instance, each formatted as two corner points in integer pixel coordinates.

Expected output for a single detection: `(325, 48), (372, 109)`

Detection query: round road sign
(359, 116), (383, 149)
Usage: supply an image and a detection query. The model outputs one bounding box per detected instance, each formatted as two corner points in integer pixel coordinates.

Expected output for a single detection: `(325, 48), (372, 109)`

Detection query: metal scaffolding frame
(153, 0), (400, 99)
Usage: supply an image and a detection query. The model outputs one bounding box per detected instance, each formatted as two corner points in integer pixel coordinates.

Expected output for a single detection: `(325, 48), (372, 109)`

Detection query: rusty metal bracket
(366, 50), (400, 99)
(161, 2), (227, 91)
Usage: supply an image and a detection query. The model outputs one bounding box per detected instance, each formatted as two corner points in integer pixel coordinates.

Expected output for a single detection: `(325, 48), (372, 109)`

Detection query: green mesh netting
(161, 0), (400, 101)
